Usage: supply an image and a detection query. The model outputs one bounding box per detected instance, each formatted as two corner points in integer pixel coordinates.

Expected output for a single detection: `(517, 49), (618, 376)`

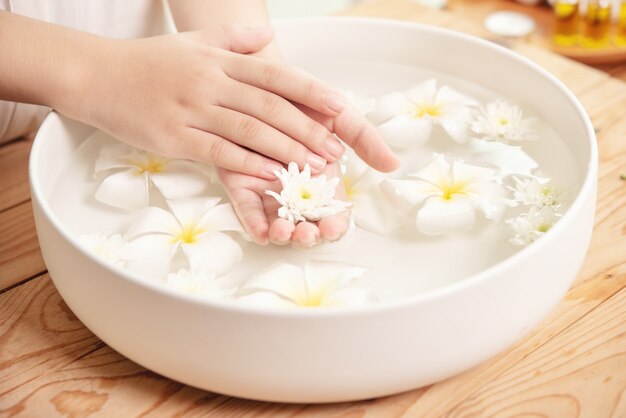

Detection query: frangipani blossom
(368, 79), (477, 148)
(124, 197), (243, 278)
(381, 154), (505, 236)
(237, 261), (374, 309)
(166, 269), (235, 299)
(340, 153), (401, 234)
(343, 90), (375, 115)
(471, 100), (539, 143)
(508, 175), (565, 209)
(79, 233), (131, 267)
(508, 206), (557, 246)
(266, 163), (351, 223)
(94, 142), (210, 209)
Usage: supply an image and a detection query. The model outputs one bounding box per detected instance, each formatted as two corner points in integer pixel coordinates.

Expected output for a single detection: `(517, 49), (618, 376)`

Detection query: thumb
(181, 25), (275, 54)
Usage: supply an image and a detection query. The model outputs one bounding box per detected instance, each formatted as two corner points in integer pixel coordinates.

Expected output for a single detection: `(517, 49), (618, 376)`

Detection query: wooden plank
(0, 137), (32, 213)
(0, 201), (45, 290)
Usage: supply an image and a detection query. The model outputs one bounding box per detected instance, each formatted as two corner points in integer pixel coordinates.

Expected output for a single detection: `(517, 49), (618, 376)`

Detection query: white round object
(30, 18), (597, 403)
(484, 11), (536, 37)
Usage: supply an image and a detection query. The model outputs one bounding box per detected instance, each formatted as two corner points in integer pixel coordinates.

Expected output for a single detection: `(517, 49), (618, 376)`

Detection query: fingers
(221, 54), (347, 117)
(196, 106), (328, 173)
(296, 104), (401, 173)
(180, 25), (274, 54)
(291, 222), (321, 247)
(173, 127), (282, 180)
(217, 80), (345, 163)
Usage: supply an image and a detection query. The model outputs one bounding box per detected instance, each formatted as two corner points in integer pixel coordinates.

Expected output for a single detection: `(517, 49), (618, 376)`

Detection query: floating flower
(381, 154), (504, 235)
(79, 233), (131, 267)
(340, 153), (401, 234)
(166, 269), (235, 299)
(266, 162), (351, 223)
(343, 90), (375, 115)
(237, 261), (374, 309)
(471, 100), (539, 143)
(94, 141), (210, 210)
(124, 197), (243, 278)
(368, 79), (477, 148)
(508, 206), (557, 246)
(507, 175), (565, 209)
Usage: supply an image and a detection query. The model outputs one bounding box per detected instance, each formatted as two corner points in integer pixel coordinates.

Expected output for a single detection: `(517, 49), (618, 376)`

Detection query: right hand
(63, 26), (399, 179)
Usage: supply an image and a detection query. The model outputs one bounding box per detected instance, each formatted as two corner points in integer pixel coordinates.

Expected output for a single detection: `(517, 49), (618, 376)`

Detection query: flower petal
(93, 139), (135, 176)
(351, 188), (403, 234)
(150, 160), (210, 200)
(367, 92), (413, 125)
(459, 138), (538, 178)
(182, 232), (243, 275)
(380, 179), (438, 213)
(325, 287), (374, 307)
(405, 79), (439, 104)
(167, 197), (221, 227)
(416, 196), (476, 235)
(407, 154), (451, 185)
(303, 260), (368, 294)
(465, 181), (505, 221)
(237, 291), (297, 309)
(377, 114), (432, 148)
(125, 207), (180, 239)
(240, 263), (307, 303)
(124, 234), (175, 279)
(197, 203), (244, 233)
(95, 169), (149, 210)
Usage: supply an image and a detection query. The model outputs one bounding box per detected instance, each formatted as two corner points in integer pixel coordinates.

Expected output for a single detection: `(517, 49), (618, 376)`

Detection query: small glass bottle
(616, 0), (626, 47)
(553, 0), (580, 47)
(582, 0), (612, 48)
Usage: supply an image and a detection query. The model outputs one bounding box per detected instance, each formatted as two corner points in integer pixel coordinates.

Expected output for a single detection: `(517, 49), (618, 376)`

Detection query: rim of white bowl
(30, 17), (597, 318)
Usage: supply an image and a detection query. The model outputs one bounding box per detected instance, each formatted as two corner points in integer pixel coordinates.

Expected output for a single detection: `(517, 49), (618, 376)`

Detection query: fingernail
(325, 139), (345, 160)
(324, 92), (346, 114)
(306, 153), (326, 172)
(263, 162), (282, 179)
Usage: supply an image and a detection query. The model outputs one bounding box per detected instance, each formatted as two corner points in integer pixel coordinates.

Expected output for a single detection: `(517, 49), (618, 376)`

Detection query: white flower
(94, 141), (210, 210)
(381, 154), (505, 235)
(79, 233), (131, 267)
(368, 79), (477, 148)
(237, 261), (374, 309)
(124, 197), (244, 278)
(508, 175), (565, 209)
(266, 162), (351, 223)
(340, 153), (401, 234)
(166, 269), (235, 299)
(343, 90), (375, 115)
(471, 100), (539, 143)
(508, 206), (557, 246)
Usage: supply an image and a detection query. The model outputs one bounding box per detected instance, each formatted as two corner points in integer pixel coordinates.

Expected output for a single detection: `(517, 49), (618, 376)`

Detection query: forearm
(0, 11), (106, 113)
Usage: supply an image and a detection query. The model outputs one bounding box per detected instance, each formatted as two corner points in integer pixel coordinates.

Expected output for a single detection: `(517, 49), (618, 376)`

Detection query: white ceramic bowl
(30, 18), (597, 403)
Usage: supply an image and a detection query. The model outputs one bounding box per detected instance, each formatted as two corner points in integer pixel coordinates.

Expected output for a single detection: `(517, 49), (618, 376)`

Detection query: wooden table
(1, 0), (625, 416)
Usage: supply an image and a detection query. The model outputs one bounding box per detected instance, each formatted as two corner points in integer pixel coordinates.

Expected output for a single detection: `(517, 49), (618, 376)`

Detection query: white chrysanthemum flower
(94, 141), (210, 209)
(508, 175), (565, 209)
(166, 269), (236, 299)
(79, 233), (131, 267)
(124, 197), (244, 278)
(368, 79), (477, 148)
(340, 153), (401, 235)
(266, 162), (351, 223)
(237, 261), (374, 309)
(508, 206), (557, 246)
(343, 90), (375, 115)
(471, 100), (539, 143)
(381, 154), (505, 236)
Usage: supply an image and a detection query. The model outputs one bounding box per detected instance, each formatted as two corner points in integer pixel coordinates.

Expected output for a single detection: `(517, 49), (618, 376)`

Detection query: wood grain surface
(0, 0), (625, 417)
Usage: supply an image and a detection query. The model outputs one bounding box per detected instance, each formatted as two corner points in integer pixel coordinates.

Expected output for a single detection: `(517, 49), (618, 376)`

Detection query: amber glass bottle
(553, 0), (580, 46)
(616, 0), (626, 46)
(582, 0), (612, 48)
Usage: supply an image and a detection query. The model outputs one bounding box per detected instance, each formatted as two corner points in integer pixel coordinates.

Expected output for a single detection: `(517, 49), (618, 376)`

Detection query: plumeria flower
(381, 154), (505, 235)
(166, 269), (236, 299)
(508, 206), (558, 246)
(340, 153), (401, 235)
(124, 197), (244, 278)
(94, 141), (210, 210)
(367, 79), (477, 148)
(79, 233), (132, 267)
(507, 175), (565, 209)
(266, 162), (351, 223)
(471, 100), (539, 143)
(237, 261), (374, 309)
(343, 90), (376, 115)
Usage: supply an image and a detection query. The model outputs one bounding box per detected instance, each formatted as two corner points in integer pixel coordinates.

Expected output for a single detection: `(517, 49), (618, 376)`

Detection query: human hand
(219, 162), (350, 246)
(63, 26), (399, 180)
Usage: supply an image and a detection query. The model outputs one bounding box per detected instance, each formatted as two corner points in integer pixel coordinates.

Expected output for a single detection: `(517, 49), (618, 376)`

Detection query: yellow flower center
(172, 224), (205, 244)
(414, 104), (441, 118)
(498, 118), (509, 125)
(300, 189), (312, 200)
(134, 158), (165, 175)
(439, 181), (467, 200)
(295, 291), (327, 308)
(342, 176), (357, 199)
(537, 223), (552, 233)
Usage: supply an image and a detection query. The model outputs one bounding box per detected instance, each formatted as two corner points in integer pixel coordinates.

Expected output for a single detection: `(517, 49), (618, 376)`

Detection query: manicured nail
(306, 153), (326, 172)
(324, 92), (347, 114)
(325, 139), (345, 160)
